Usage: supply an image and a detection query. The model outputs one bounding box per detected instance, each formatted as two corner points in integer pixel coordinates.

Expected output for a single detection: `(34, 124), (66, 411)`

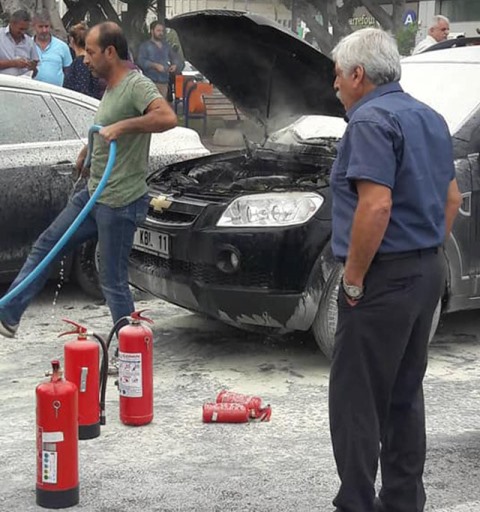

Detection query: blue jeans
(0, 188), (149, 328)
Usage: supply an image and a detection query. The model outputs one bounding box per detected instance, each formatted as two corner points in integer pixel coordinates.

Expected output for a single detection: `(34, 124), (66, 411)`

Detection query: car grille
(145, 196), (206, 226)
(146, 208), (198, 225)
(130, 250), (273, 288)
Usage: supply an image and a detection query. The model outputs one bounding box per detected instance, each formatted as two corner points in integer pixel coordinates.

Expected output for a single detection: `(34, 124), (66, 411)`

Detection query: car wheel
(73, 240), (103, 300)
(311, 263), (443, 360)
(311, 264), (342, 360)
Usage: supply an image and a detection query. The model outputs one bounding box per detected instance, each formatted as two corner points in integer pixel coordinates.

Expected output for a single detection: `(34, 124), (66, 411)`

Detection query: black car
(0, 74), (208, 298)
(128, 10), (480, 358)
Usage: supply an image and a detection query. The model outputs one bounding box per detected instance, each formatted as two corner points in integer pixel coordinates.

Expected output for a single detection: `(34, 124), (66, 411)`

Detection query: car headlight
(217, 192), (324, 227)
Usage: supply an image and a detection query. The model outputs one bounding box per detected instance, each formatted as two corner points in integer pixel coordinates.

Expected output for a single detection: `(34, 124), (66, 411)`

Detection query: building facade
(418, 0), (480, 38)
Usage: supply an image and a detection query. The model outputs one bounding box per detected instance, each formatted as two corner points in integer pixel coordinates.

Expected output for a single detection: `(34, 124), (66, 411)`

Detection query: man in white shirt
(0, 9), (38, 76)
(413, 15), (450, 55)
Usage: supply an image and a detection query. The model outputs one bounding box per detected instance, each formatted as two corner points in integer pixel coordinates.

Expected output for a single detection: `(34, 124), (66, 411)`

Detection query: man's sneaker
(0, 321), (18, 338)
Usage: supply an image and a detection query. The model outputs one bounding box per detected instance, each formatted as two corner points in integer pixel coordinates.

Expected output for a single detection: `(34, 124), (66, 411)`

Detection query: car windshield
(400, 57), (480, 135)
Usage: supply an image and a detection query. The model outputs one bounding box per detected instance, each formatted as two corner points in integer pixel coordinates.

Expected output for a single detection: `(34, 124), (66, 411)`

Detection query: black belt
(373, 247), (438, 262)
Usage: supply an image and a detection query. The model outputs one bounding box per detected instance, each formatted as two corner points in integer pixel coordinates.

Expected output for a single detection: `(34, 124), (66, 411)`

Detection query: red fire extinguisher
(36, 360), (79, 509)
(216, 390), (265, 418)
(203, 402), (250, 423)
(117, 310), (154, 426)
(61, 320), (109, 440)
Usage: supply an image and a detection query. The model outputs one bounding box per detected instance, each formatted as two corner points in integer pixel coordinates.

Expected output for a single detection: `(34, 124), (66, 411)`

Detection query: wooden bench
(201, 92), (245, 134)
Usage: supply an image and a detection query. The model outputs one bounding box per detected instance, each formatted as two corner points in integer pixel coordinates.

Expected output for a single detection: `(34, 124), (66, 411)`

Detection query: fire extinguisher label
(42, 451), (57, 484)
(118, 352), (143, 397)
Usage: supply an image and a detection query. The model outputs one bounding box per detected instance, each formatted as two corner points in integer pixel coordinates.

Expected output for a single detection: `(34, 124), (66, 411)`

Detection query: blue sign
(403, 10), (417, 25)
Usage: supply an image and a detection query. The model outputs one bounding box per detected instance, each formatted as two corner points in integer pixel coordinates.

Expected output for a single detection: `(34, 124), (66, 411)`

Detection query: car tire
(311, 263), (442, 360)
(73, 240), (103, 300)
(311, 264), (343, 360)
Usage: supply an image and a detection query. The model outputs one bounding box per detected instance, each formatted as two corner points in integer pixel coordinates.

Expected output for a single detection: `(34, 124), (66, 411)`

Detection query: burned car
(128, 11), (480, 358)
(0, 74), (208, 297)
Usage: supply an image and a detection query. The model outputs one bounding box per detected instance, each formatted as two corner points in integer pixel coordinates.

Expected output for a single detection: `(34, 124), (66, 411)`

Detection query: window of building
(438, 0), (480, 22)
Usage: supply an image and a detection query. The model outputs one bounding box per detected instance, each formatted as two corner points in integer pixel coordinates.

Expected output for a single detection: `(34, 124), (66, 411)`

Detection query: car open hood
(167, 10), (343, 128)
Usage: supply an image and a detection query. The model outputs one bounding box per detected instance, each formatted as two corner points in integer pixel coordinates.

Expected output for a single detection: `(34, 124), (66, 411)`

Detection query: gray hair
(430, 15), (449, 28)
(10, 9), (31, 23)
(33, 9), (51, 24)
(332, 28), (401, 85)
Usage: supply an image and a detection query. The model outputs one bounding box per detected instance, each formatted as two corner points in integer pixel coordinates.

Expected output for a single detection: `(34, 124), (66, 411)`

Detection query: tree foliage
(292, 0), (410, 54)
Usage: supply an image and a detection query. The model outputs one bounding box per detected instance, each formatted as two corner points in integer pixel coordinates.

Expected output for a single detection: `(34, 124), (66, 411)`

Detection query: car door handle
(52, 161), (74, 176)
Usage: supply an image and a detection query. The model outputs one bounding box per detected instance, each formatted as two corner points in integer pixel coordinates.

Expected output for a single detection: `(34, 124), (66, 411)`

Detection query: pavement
(1, 289), (480, 512)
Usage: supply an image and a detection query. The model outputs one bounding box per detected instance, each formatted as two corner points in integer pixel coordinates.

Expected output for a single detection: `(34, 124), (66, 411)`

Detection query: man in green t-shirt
(0, 22), (177, 339)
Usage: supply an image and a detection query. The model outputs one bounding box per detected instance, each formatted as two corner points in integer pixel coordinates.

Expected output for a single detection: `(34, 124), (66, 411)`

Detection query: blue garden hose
(0, 125), (117, 308)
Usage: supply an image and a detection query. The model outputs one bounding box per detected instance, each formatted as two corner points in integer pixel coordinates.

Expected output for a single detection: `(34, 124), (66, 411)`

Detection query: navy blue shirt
(331, 82), (455, 259)
(137, 39), (176, 84)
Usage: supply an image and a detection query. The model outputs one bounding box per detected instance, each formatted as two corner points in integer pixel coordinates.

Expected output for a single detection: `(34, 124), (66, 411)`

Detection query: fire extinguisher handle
(58, 318), (88, 337)
(130, 310), (154, 324)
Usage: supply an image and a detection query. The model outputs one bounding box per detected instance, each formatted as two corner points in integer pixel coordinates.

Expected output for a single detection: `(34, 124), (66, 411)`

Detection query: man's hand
(168, 64), (177, 73)
(99, 123), (124, 143)
(13, 58), (30, 69)
(27, 59), (38, 71)
(153, 63), (165, 73)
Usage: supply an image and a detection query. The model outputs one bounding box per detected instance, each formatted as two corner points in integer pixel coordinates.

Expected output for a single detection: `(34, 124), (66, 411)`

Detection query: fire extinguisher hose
(0, 125), (117, 308)
(91, 332), (109, 425)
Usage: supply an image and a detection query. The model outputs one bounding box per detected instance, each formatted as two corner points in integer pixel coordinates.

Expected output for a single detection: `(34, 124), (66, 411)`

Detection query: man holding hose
(0, 22), (177, 338)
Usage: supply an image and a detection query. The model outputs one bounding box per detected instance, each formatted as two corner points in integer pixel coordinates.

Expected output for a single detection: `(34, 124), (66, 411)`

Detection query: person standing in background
(33, 10), (72, 86)
(64, 22), (103, 99)
(412, 15), (450, 54)
(0, 9), (38, 77)
(137, 20), (181, 98)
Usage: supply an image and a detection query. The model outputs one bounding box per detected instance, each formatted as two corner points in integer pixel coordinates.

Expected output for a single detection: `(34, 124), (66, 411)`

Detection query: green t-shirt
(88, 71), (161, 207)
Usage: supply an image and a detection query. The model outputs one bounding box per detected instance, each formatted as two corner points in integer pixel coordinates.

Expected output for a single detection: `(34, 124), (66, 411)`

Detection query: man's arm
(98, 98), (177, 142)
(0, 58), (30, 70)
(343, 180), (392, 287)
(444, 178), (462, 239)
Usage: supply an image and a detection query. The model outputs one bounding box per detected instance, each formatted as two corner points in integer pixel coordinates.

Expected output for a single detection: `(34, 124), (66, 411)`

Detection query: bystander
(137, 20), (182, 99)
(64, 22), (103, 99)
(329, 28), (461, 512)
(0, 10), (38, 77)
(413, 15), (450, 54)
(33, 10), (72, 86)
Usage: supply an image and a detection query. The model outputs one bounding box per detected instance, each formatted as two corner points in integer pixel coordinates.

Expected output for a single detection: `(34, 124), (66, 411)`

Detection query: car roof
(403, 45), (480, 64)
(0, 73), (100, 107)
(401, 46), (480, 134)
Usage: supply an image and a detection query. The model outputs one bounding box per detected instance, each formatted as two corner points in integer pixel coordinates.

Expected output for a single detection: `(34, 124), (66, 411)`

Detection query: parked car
(0, 74), (209, 297)
(128, 10), (480, 358)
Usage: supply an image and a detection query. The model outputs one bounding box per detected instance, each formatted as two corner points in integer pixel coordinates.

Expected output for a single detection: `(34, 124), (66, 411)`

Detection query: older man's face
(430, 19), (450, 42)
(334, 64), (361, 111)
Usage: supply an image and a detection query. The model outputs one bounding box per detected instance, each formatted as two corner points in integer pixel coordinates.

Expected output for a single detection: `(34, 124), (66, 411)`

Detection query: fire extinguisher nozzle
(100, 411), (106, 425)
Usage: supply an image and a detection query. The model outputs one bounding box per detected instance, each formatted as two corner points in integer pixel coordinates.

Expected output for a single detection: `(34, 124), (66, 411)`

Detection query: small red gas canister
(202, 402), (250, 423)
(216, 390), (263, 418)
(36, 360), (79, 509)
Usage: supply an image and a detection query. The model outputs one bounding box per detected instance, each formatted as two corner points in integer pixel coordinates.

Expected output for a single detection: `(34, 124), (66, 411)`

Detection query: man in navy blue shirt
(329, 28), (462, 512)
(137, 21), (182, 99)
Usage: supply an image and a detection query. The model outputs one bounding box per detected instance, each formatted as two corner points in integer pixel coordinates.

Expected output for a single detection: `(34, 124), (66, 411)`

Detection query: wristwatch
(342, 278), (364, 301)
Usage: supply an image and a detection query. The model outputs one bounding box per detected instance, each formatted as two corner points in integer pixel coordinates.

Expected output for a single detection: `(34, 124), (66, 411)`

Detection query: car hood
(166, 10), (344, 128)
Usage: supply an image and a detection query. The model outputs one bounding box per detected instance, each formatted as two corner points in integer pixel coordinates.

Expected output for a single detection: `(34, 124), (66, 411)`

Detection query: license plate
(133, 228), (170, 258)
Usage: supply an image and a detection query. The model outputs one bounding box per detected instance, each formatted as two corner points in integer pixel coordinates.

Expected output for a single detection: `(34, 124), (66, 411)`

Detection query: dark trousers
(329, 250), (445, 512)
